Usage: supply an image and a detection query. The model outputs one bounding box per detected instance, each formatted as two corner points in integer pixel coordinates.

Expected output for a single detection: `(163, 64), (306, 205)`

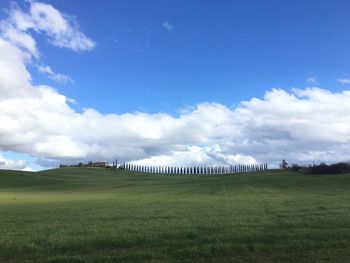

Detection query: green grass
(0, 168), (350, 262)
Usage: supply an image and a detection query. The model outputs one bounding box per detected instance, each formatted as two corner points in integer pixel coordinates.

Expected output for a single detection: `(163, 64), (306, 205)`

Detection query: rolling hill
(0, 168), (349, 262)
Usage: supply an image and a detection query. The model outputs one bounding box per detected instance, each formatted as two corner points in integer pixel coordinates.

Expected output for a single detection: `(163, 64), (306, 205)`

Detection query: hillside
(0, 168), (350, 262)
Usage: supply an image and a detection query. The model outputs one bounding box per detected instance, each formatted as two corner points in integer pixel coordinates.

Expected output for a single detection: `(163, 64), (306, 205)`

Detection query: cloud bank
(0, 153), (32, 171)
(1, 1), (350, 171)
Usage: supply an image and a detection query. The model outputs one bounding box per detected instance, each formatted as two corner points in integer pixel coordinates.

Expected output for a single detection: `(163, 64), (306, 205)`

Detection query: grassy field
(0, 168), (350, 262)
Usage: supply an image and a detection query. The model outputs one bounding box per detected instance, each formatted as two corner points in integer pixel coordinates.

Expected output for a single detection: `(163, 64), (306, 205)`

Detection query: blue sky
(1, 0), (350, 170)
(3, 0), (350, 114)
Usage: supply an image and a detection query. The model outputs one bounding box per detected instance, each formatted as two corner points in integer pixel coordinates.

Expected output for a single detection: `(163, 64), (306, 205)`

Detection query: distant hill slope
(1, 167), (349, 193)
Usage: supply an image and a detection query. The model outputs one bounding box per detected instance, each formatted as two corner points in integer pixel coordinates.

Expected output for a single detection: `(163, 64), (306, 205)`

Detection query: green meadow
(0, 168), (350, 262)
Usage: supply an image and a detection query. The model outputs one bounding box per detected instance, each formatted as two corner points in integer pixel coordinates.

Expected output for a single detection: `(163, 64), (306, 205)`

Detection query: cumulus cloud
(37, 65), (72, 83)
(337, 78), (350, 85)
(0, 154), (32, 171)
(163, 22), (174, 32)
(1, 2), (350, 171)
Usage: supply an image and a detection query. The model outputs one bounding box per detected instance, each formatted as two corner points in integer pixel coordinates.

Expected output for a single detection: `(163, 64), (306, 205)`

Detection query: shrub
(290, 164), (302, 172)
(306, 162), (350, 174)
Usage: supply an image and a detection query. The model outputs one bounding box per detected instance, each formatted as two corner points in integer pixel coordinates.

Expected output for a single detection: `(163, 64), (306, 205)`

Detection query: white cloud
(0, 23), (38, 57)
(1, 2), (350, 171)
(0, 154), (33, 171)
(7, 1), (95, 52)
(163, 22), (174, 32)
(37, 65), (72, 83)
(337, 78), (350, 85)
(0, 39), (33, 99)
(132, 146), (257, 167)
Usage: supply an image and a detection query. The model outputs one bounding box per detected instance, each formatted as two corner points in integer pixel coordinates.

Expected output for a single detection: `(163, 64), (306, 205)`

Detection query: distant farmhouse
(90, 161), (109, 168)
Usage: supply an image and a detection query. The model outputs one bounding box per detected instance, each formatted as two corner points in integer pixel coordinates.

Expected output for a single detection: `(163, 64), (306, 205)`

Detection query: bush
(305, 162), (350, 174)
(290, 164), (302, 172)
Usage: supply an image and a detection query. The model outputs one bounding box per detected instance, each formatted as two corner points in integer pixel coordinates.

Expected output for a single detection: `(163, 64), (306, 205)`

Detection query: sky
(0, 0), (350, 171)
